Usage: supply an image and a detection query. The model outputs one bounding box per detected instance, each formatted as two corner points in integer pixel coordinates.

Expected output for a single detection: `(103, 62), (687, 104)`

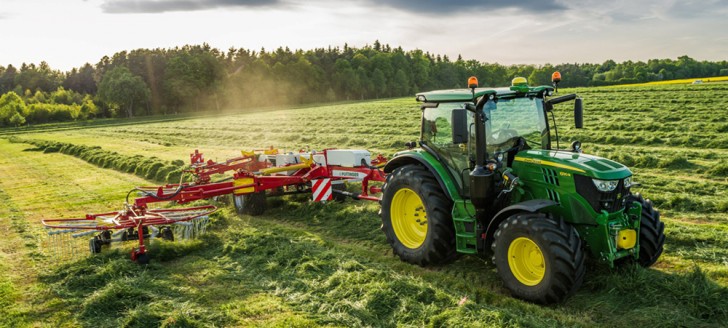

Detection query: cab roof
(415, 85), (553, 103)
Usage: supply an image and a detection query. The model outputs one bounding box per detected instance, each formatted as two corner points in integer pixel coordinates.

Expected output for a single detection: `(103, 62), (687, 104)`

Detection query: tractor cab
(415, 76), (581, 197)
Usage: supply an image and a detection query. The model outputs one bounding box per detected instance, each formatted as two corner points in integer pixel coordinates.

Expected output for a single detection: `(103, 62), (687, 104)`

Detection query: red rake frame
(42, 148), (387, 263)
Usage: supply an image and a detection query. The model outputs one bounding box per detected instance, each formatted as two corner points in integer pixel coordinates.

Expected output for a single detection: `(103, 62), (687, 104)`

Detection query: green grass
(1, 83), (727, 327)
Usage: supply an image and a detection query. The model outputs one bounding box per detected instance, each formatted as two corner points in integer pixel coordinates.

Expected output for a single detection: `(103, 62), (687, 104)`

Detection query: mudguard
(484, 199), (558, 244)
(383, 151), (462, 201)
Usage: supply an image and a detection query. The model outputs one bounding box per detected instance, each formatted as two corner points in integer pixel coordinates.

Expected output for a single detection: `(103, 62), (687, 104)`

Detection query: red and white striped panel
(312, 178), (332, 202)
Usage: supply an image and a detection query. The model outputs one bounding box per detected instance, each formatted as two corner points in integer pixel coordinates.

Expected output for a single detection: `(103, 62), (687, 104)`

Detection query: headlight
(592, 179), (618, 192)
(623, 176), (632, 188)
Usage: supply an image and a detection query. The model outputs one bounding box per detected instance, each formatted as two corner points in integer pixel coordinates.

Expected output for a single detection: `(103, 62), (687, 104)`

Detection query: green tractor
(380, 74), (665, 303)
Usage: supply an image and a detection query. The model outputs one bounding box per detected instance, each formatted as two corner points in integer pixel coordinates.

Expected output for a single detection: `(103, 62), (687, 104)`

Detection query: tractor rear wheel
(233, 192), (267, 216)
(380, 164), (457, 266)
(492, 213), (585, 304)
(633, 194), (665, 267)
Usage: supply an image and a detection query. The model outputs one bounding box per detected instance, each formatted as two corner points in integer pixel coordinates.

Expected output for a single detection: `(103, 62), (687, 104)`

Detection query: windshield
(484, 97), (548, 155)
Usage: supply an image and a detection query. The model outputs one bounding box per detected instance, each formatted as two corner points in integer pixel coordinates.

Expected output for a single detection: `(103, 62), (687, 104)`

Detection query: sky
(0, 0), (726, 71)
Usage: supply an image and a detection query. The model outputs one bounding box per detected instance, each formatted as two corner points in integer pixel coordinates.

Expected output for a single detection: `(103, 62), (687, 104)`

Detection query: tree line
(1, 41), (727, 127)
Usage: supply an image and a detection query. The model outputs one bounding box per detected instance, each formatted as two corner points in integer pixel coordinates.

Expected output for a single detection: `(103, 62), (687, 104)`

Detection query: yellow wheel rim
(508, 237), (545, 286)
(391, 188), (428, 249)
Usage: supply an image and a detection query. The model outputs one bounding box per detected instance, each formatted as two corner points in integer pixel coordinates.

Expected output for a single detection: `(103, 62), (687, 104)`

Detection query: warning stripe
(312, 178), (332, 202)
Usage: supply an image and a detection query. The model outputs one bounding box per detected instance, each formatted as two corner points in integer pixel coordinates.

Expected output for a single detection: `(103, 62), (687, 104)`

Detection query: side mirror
(452, 108), (468, 144)
(574, 98), (583, 129)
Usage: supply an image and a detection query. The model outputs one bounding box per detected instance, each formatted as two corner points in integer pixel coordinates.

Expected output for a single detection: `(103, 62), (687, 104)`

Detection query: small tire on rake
(120, 230), (130, 242)
(332, 183), (348, 202)
(100, 230), (112, 244)
(160, 227), (174, 241)
(89, 237), (103, 254)
(233, 191), (267, 216)
(136, 253), (150, 265)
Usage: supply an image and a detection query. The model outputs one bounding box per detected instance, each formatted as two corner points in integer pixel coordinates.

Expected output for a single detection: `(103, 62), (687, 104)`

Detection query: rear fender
(384, 152), (461, 201)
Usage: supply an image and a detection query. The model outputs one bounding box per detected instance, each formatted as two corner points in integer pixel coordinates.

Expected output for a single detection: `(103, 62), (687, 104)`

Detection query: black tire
(160, 227), (174, 241)
(89, 237), (102, 254)
(332, 183), (348, 202)
(136, 253), (150, 265)
(100, 230), (112, 243)
(233, 192), (267, 216)
(632, 194), (665, 267)
(121, 229), (131, 241)
(233, 194), (245, 214)
(491, 213), (585, 304)
(380, 164), (457, 266)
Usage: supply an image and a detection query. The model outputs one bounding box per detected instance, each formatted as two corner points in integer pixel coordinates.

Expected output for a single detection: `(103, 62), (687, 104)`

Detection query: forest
(1, 41), (727, 127)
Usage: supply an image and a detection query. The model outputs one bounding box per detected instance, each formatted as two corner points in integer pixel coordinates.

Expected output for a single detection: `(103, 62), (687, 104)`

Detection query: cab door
(421, 104), (473, 195)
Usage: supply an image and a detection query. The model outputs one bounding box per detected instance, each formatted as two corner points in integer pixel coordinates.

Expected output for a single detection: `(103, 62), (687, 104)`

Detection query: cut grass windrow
(10, 137), (186, 184)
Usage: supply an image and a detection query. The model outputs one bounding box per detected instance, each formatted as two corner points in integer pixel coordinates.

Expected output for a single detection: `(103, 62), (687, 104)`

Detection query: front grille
(574, 175), (628, 213)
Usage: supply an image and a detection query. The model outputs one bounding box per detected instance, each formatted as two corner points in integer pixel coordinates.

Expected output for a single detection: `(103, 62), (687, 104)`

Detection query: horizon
(1, 0), (727, 71)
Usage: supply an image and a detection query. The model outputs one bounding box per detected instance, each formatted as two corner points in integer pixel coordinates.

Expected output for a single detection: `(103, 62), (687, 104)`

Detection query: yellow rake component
(259, 156), (313, 175)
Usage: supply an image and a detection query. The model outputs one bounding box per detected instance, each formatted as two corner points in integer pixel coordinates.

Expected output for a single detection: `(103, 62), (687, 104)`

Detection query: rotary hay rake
(42, 147), (387, 264)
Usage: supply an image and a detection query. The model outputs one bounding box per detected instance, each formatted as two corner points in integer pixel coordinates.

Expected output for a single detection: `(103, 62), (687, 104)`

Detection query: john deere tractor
(380, 74), (665, 303)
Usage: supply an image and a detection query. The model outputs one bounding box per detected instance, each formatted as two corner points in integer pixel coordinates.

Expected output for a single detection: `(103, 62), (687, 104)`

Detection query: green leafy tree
(0, 65), (18, 93)
(9, 112), (25, 127)
(164, 50), (224, 112)
(79, 97), (98, 120)
(63, 63), (97, 94)
(391, 69), (410, 96)
(371, 68), (387, 98)
(0, 91), (28, 126)
(97, 66), (150, 118)
(14, 61), (63, 92)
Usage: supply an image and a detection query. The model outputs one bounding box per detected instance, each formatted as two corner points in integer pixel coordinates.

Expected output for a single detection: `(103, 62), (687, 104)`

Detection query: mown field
(1, 83), (727, 327)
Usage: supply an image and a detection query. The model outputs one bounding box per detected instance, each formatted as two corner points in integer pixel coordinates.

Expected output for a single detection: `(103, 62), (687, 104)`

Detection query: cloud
(559, 0), (728, 24)
(101, 0), (283, 14)
(365, 0), (565, 14)
(664, 0), (728, 19)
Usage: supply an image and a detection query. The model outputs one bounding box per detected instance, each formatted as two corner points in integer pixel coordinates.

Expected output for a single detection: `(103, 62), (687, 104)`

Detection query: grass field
(1, 83), (727, 327)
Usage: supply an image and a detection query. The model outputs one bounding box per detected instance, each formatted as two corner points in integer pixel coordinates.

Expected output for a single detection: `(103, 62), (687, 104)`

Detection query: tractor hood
(513, 150), (631, 180)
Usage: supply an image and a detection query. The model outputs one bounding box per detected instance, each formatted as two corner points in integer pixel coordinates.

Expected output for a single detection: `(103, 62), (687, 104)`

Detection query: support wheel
(136, 253), (150, 265)
(631, 194), (665, 267)
(160, 227), (174, 241)
(332, 183), (348, 202)
(492, 213), (585, 304)
(233, 192), (267, 216)
(380, 164), (457, 266)
(121, 229), (130, 241)
(89, 238), (102, 254)
(100, 230), (112, 244)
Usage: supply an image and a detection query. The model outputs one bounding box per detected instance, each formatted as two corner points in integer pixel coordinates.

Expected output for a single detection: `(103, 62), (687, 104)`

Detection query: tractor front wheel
(380, 164), (457, 266)
(633, 194), (665, 267)
(492, 213), (585, 304)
